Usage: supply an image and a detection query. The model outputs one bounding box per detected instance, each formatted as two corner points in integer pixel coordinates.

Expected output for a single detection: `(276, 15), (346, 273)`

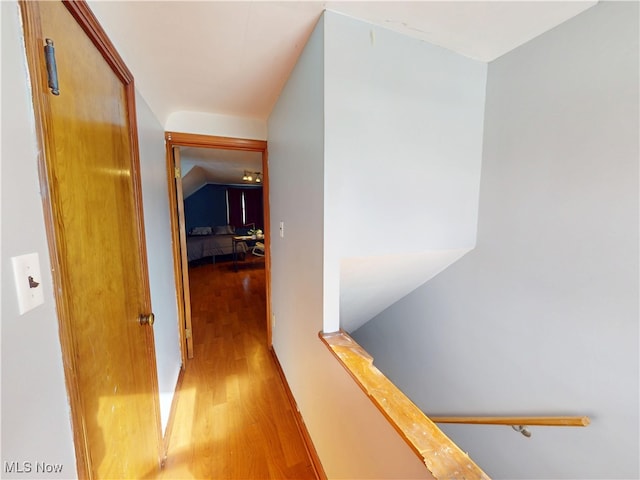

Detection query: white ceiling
(180, 147), (262, 197)
(88, 1), (596, 191)
(88, 1), (596, 126)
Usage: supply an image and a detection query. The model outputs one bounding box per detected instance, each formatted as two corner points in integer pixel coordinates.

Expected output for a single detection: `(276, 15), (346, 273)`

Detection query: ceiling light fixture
(242, 170), (262, 183)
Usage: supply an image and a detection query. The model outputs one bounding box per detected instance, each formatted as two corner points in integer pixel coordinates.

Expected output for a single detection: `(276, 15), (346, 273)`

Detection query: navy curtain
(227, 188), (243, 228)
(243, 188), (264, 229)
(227, 187), (263, 230)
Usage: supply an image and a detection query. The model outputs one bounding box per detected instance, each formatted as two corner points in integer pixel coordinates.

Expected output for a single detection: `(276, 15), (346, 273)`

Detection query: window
(241, 191), (246, 225)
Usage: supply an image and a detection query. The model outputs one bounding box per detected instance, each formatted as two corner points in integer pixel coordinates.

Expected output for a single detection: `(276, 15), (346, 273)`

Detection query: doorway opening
(165, 133), (271, 365)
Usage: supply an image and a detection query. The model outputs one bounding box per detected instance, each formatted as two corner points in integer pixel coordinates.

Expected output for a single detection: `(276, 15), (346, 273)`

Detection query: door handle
(138, 313), (155, 326)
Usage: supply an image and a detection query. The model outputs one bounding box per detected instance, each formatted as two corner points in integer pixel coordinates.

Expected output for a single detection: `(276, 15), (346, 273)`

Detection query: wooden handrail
(320, 331), (490, 480)
(430, 416), (590, 427)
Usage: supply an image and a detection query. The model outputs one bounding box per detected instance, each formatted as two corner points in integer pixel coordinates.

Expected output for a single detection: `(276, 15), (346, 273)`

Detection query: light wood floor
(158, 254), (316, 479)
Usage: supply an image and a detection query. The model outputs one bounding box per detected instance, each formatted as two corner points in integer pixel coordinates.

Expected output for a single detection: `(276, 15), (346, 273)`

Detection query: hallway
(158, 254), (317, 479)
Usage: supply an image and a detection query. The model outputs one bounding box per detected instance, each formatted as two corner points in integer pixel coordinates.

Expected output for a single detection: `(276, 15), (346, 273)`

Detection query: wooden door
(172, 146), (194, 359)
(20, 1), (162, 478)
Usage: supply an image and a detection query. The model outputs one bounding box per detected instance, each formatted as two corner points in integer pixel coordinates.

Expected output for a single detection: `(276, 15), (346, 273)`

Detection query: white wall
(353, 2), (639, 478)
(136, 92), (182, 434)
(268, 14), (431, 480)
(165, 111), (267, 140)
(324, 11), (487, 255)
(322, 12), (487, 333)
(1, 2), (77, 477)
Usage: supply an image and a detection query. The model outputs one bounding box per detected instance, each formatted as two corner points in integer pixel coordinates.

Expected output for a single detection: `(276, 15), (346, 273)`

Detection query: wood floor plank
(158, 255), (316, 479)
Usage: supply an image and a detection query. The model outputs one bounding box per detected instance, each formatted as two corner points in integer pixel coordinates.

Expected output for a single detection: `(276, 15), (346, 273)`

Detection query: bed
(186, 226), (248, 262)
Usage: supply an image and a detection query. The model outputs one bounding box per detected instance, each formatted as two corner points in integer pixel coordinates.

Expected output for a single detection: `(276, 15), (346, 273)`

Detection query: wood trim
(430, 416), (590, 427)
(166, 131), (267, 152)
(320, 331), (490, 480)
(161, 367), (186, 461)
(62, 0), (133, 83)
(270, 349), (327, 480)
(165, 141), (189, 367)
(164, 132), (272, 351)
(19, 1), (164, 476)
(170, 146), (194, 359)
(263, 147), (272, 347)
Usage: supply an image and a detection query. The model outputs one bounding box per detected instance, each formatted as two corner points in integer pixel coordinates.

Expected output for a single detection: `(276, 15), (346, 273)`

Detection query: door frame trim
(164, 132), (271, 366)
(19, 1), (163, 477)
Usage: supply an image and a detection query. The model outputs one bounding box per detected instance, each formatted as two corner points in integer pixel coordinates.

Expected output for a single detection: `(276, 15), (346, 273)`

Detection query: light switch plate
(12, 253), (44, 315)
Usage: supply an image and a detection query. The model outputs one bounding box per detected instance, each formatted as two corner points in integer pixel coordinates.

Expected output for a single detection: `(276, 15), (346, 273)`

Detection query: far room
(180, 146), (265, 268)
(174, 142), (269, 362)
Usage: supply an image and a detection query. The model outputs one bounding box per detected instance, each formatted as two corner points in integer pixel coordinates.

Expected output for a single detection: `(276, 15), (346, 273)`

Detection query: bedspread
(186, 234), (247, 262)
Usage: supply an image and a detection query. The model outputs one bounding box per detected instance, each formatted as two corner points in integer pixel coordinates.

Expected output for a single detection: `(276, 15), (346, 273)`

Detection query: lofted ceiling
(87, 1), (598, 333)
(88, 1), (596, 194)
(180, 147), (262, 197)
(88, 1), (596, 126)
